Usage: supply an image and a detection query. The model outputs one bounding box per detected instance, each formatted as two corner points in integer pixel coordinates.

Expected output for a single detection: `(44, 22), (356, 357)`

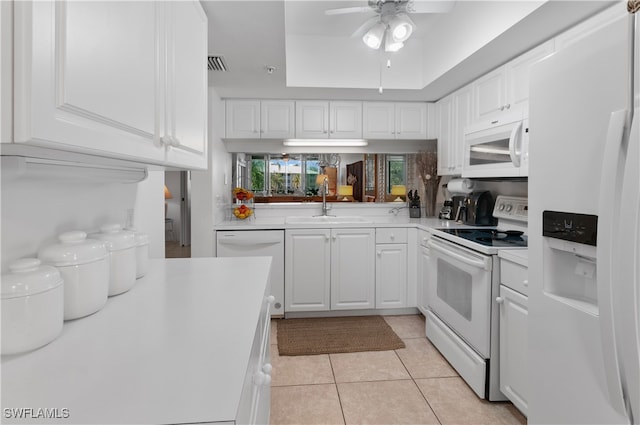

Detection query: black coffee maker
(455, 191), (497, 226)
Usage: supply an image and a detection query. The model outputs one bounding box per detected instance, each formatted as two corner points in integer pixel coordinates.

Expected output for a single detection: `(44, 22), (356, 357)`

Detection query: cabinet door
(499, 284), (529, 416)
(436, 95), (454, 175)
(505, 40), (555, 117)
(12, 1), (164, 163)
(295, 101), (329, 138)
(285, 229), (331, 312)
(226, 100), (261, 138)
(261, 100), (295, 139)
(330, 101), (362, 138)
(452, 86), (473, 174)
(376, 244), (408, 309)
(473, 66), (507, 121)
(166, 0), (208, 169)
(363, 102), (395, 139)
(331, 228), (375, 310)
(417, 244), (430, 315)
(395, 102), (427, 139)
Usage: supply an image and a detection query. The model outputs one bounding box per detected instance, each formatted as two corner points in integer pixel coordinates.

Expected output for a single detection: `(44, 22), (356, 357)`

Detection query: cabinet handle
(505, 103), (511, 109)
(171, 137), (180, 147)
(332, 235), (337, 241)
(262, 363), (273, 374)
(523, 280), (529, 287)
(390, 234), (395, 240)
(496, 297), (504, 304)
(160, 136), (171, 146)
(253, 371), (271, 386)
(377, 251), (382, 256)
(325, 235), (330, 242)
(422, 237), (428, 243)
(266, 295), (276, 304)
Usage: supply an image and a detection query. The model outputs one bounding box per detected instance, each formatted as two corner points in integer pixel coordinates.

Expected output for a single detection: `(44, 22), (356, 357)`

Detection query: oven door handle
(427, 240), (490, 271)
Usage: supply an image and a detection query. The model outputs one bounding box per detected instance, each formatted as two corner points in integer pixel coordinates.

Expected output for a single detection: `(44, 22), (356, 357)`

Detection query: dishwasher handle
(217, 232), (284, 247)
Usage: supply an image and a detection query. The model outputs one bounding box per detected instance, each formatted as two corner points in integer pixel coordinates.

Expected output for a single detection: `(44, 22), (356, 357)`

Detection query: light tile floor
(270, 314), (526, 425)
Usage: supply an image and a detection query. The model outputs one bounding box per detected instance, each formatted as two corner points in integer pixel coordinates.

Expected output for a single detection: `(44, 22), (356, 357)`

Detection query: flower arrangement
(415, 151), (441, 217)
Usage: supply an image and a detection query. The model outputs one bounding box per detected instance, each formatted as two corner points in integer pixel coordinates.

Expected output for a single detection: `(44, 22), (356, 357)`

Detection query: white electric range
(425, 196), (528, 401)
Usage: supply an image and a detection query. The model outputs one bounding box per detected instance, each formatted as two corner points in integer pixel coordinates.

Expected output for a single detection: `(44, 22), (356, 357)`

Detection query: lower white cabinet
(498, 257), (529, 417)
(285, 228), (375, 312)
(376, 244), (407, 308)
(285, 229), (331, 312)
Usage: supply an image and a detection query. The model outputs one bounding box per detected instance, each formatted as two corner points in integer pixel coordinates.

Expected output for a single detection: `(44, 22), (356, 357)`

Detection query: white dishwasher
(216, 230), (284, 317)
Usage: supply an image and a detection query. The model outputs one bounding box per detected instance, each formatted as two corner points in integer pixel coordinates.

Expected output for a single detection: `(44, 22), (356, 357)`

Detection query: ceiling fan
(325, 0), (456, 52)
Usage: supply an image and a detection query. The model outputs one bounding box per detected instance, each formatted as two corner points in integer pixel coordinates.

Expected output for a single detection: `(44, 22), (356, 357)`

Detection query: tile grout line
(328, 354), (347, 425)
(393, 341), (444, 425)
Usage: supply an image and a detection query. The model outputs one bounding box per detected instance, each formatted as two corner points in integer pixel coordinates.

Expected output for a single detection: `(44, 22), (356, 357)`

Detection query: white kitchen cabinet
(225, 100), (295, 139)
(363, 102), (428, 140)
(438, 86), (473, 176)
(9, 0), (207, 169)
(285, 229), (331, 312)
(417, 230), (431, 316)
(473, 40), (554, 122)
(331, 228), (375, 310)
(261, 100), (295, 139)
(375, 228), (408, 309)
(164, 0), (208, 168)
(497, 255), (529, 417)
(295, 101), (362, 139)
(376, 244), (407, 309)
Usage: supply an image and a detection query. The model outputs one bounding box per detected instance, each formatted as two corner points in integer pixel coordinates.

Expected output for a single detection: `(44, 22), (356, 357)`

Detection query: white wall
(0, 166), (164, 272)
(191, 87), (232, 257)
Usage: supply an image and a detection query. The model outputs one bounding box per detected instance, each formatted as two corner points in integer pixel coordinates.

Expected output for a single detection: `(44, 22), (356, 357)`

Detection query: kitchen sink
(285, 216), (374, 225)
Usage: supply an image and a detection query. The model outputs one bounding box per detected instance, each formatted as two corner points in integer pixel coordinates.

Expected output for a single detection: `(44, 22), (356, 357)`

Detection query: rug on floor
(276, 315), (406, 356)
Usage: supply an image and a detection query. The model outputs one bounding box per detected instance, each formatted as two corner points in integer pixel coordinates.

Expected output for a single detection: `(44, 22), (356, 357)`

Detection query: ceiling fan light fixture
(389, 14), (414, 42)
(384, 31), (404, 52)
(362, 21), (386, 49)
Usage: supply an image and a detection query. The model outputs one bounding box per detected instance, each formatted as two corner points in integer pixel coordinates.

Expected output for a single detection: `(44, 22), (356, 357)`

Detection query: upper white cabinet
(225, 100), (295, 139)
(9, 1), (208, 169)
(262, 100), (296, 139)
(363, 102), (428, 139)
(295, 101), (362, 139)
(473, 40), (554, 121)
(226, 99), (295, 139)
(436, 86), (472, 176)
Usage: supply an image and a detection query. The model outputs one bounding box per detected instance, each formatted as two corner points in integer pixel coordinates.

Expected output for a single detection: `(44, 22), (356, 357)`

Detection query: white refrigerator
(529, 4), (639, 425)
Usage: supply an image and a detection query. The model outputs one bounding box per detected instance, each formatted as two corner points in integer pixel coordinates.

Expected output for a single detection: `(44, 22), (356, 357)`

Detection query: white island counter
(1, 257), (273, 425)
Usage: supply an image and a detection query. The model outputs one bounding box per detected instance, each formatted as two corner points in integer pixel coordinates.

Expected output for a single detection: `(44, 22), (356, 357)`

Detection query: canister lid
(125, 228), (150, 246)
(38, 231), (108, 266)
(91, 224), (136, 251)
(1, 258), (63, 299)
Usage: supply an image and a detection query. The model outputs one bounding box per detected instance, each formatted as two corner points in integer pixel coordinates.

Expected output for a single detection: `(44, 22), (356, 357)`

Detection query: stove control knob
(498, 204), (505, 211)
(505, 204), (513, 212)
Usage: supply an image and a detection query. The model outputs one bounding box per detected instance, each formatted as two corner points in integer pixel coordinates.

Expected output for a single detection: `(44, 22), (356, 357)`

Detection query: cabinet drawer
(500, 259), (529, 296)
(376, 228), (408, 244)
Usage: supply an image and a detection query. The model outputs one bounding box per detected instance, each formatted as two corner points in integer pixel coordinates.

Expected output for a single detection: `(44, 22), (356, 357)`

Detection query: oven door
(427, 236), (493, 357)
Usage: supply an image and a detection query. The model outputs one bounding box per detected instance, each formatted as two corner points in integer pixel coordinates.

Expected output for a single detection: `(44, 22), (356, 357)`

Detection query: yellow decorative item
(391, 185), (406, 202)
(338, 185), (353, 201)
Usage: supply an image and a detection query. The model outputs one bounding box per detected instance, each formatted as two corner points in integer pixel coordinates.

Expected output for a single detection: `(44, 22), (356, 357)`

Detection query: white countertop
(1, 257), (272, 424)
(215, 216), (460, 231)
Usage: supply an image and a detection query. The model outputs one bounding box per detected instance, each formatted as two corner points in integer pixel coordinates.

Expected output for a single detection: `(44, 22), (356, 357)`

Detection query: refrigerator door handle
(596, 109), (628, 416)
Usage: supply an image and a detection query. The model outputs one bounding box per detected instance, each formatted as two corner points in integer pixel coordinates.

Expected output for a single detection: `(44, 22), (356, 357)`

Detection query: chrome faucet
(321, 176), (330, 216)
(389, 206), (406, 216)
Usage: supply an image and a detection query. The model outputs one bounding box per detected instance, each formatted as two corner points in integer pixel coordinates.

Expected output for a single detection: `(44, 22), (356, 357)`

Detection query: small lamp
(316, 174), (328, 185)
(164, 185), (173, 216)
(391, 185), (406, 202)
(338, 185), (353, 201)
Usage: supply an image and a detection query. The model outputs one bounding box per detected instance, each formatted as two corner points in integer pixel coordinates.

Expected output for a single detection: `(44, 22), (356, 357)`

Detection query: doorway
(164, 170), (191, 258)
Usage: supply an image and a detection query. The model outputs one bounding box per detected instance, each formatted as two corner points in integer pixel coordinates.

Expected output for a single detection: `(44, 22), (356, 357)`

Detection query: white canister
(38, 231), (109, 320)
(1, 258), (64, 355)
(126, 229), (149, 279)
(92, 224), (136, 296)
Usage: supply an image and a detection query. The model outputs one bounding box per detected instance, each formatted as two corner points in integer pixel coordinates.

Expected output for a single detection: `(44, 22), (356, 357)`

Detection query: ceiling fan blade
(405, 0), (456, 13)
(325, 6), (373, 15)
(350, 16), (379, 38)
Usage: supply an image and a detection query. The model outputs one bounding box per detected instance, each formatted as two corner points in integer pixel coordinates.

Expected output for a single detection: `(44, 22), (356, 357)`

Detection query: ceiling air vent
(208, 55), (228, 72)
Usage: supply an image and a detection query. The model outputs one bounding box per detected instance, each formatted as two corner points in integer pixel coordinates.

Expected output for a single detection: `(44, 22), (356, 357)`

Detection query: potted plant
(407, 190), (421, 218)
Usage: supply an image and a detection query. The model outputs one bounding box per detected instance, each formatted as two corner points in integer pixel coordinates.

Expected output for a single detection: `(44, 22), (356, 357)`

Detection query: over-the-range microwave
(462, 112), (528, 178)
